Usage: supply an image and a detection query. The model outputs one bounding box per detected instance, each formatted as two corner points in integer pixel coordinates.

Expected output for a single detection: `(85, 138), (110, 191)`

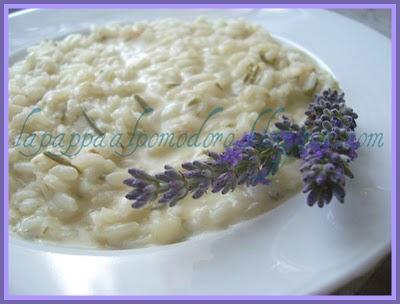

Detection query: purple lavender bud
(181, 162), (197, 170)
(164, 168), (182, 180)
(208, 152), (220, 160)
(306, 188), (320, 206)
(126, 189), (142, 200)
(154, 173), (170, 182)
(212, 173), (230, 193)
(322, 120), (332, 130)
(128, 169), (155, 181)
(192, 189), (205, 199)
(123, 178), (136, 187)
(315, 173), (327, 185)
(143, 184), (157, 193)
(321, 189), (333, 205)
(332, 184), (345, 203)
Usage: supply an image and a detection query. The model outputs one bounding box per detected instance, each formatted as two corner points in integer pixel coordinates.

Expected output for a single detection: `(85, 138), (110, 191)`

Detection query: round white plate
(8, 8), (392, 296)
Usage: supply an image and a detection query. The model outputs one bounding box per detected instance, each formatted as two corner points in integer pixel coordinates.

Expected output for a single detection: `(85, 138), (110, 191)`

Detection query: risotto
(9, 18), (336, 248)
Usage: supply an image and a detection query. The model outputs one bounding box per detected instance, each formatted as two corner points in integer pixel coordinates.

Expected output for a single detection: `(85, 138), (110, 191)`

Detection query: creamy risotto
(9, 18), (336, 248)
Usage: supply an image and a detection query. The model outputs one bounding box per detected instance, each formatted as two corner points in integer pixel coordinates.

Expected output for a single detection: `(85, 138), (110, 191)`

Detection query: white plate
(8, 9), (392, 296)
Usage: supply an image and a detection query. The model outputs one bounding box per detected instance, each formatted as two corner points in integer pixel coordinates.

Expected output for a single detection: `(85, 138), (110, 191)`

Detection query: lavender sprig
(124, 89), (359, 208)
(299, 89), (360, 207)
(124, 132), (285, 208)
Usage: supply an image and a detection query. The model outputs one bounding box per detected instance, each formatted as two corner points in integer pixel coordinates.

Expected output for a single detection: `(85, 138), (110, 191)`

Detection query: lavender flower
(124, 89), (359, 208)
(124, 132), (285, 208)
(299, 89), (359, 207)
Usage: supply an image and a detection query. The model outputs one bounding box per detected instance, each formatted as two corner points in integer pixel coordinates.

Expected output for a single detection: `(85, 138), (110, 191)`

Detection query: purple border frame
(1, 2), (398, 302)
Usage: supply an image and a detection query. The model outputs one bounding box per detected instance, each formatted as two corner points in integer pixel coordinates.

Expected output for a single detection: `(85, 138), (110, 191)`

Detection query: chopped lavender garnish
(124, 89), (359, 208)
